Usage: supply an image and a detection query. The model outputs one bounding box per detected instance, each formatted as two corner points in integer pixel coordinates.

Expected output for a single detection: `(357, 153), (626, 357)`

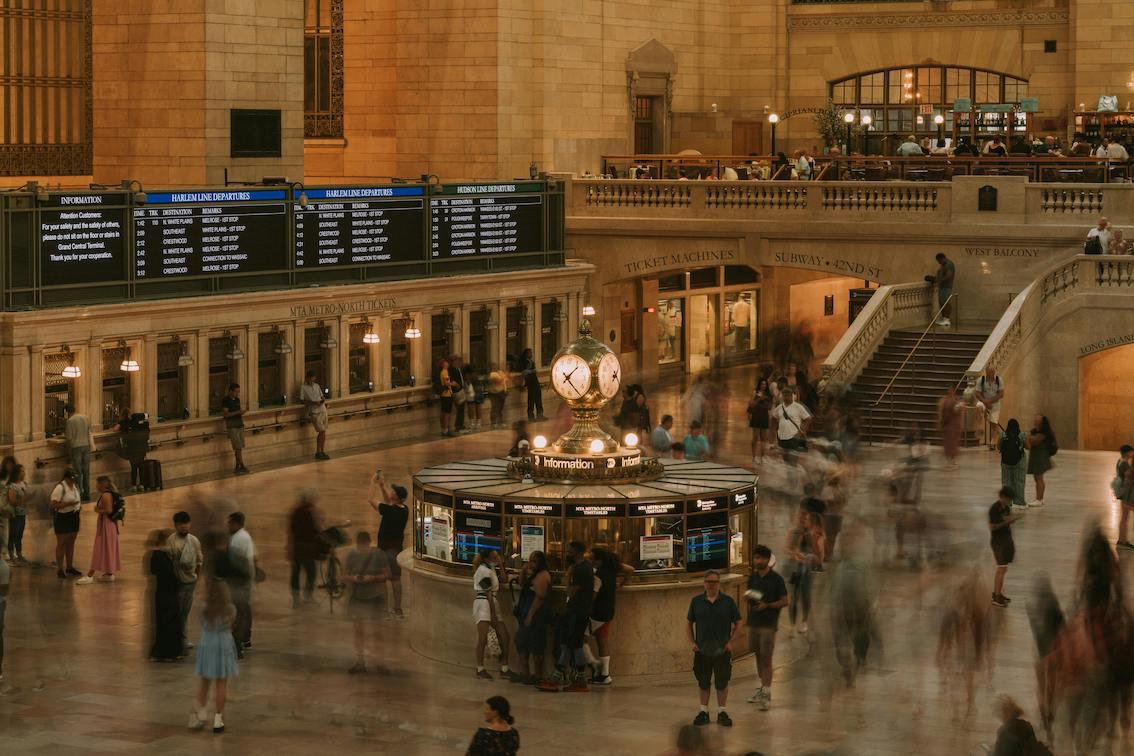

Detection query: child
(190, 580), (239, 733)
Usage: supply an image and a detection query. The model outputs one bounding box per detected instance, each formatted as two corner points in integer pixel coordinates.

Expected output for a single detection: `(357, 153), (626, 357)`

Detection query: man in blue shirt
(650, 415), (674, 455)
(686, 569), (741, 727)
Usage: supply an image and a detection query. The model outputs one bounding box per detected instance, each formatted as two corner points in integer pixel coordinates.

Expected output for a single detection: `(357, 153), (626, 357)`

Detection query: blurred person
(589, 546), (634, 685)
(989, 486), (1022, 608)
(435, 357), (456, 436)
(346, 531), (390, 673)
(1108, 228), (1130, 255)
(938, 386), (963, 470)
(671, 442), (686, 460)
(785, 509), (821, 635)
(169, 511), (203, 653)
(63, 403), (91, 501)
(147, 529), (183, 662)
(4, 463), (27, 564)
(76, 476), (121, 584)
(111, 407), (147, 491)
(931, 252), (956, 327)
(300, 370), (330, 460)
(287, 490), (322, 608)
(520, 348), (545, 421)
(822, 474), (847, 560)
(1026, 415), (1055, 508)
(467, 361), (485, 430)
(512, 549), (551, 684)
(1115, 444), (1134, 549)
(683, 374), (709, 425)
(745, 545), (788, 710)
(632, 388), (652, 438)
(667, 724), (707, 756)
(891, 464), (927, 566)
(651, 415), (675, 455)
(507, 420), (530, 458)
(465, 695), (519, 756)
(1085, 216), (1112, 254)
(687, 569), (741, 727)
(936, 570), (992, 717)
(617, 385), (641, 433)
(747, 379), (772, 464)
(472, 550), (516, 681)
(225, 512), (256, 654)
(0, 456), (14, 556)
(540, 540), (594, 692)
(771, 387), (811, 460)
(830, 541), (879, 689)
(976, 366), (1005, 450)
(999, 419), (1028, 510)
(188, 580), (239, 734)
(368, 471), (408, 617)
(990, 696), (1046, 756)
(450, 355), (468, 432)
(50, 468), (82, 578)
(683, 421), (710, 462)
(221, 383), (249, 474)
(0, 548), (7, 683)
(487, 362), (509, 429)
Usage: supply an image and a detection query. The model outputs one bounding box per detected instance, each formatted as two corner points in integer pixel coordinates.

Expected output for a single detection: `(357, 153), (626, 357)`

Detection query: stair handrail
(870, 292), (957, 409)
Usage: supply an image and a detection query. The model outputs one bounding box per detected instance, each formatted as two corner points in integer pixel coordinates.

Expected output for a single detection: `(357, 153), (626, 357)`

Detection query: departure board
(133, 190), (288, 278)
(430, 183), (544, 259)
(40, 193), (128, 286)
(294, 186), (424, 267)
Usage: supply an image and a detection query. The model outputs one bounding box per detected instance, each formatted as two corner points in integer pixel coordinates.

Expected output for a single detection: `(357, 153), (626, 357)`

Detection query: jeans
(789, 565), (812, 626)
(290, 559), (316, 598)
(489, 392), (506, 426)
(7, 514), (25, 557)
(232, 598), (252, 647)
(1001, 461), (1027, 506)
(526, 382), (543, 419)
(177, 581), (197, 646)
(69, 446), (91, 500)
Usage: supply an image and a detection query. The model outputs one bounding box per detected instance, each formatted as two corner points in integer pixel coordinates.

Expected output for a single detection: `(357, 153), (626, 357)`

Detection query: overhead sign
(294, 186), (424, 268)
(40, 193), (128, 287)
(566, 503), (627, 518)
(455, 496), (503, 514)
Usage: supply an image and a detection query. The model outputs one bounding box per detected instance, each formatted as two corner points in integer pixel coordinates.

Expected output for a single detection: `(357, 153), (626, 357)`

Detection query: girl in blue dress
(189, 580), (239, 733)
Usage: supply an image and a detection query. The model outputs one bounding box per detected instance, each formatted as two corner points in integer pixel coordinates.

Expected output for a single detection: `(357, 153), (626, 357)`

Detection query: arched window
(830, 65), (1028, 140)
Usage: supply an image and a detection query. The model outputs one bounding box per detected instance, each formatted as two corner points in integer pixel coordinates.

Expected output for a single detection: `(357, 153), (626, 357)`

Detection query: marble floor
(0, 367), (1130, 755)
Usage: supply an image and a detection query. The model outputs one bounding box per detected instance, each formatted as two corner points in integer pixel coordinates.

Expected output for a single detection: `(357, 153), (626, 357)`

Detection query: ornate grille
(303, 0), (343, 139)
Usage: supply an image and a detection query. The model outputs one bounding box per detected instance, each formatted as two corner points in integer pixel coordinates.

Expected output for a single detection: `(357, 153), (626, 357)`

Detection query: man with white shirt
(226, 512), (257, 656)
(976, 366), (1005, 450)
(651, 415), (675, 455)
(896, 135), (923, 157)
(169, 511), (203, 653)
(1086, 217), (1112, 254)
(771, 388), (811, 459)
(1096, 137), (1129, 161)
(300, 370), (330, 460)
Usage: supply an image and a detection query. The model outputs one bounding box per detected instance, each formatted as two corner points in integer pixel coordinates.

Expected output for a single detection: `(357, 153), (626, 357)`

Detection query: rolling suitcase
(141, 458), (163, 490)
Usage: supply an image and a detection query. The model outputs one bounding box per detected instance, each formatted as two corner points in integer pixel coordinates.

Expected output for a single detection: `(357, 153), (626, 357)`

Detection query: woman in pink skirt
(76, 476), (122, 584)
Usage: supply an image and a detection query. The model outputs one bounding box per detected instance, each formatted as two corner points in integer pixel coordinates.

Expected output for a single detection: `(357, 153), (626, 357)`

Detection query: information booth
(405, 322), (759, 676)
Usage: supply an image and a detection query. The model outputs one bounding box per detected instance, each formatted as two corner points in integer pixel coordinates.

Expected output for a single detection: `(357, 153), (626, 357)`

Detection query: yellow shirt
(439, 368), (452, 397)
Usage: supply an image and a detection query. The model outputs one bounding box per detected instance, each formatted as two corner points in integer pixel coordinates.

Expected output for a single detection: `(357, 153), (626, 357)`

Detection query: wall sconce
(224, 330), (244, 361)
(362, 316), (380, 344)
(118, 340), (140, 372)
(582, 304), (596, 317)
(174, 335), (194, 367)
(404, 318), (421, 339)
(552, 298), (568, 322)
(319, 321), (338, 349)
(445, 309), (461, 335)
(519, 301), (534, 327)
(61, 344), (81, 378)
(272, 325), (293, 355)
(483, 305), (498, 331)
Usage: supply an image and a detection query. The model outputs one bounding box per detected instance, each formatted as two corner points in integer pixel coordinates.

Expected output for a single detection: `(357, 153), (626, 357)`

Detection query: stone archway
(1079, 342), (1134, 450)
(626, 39), (676, 154)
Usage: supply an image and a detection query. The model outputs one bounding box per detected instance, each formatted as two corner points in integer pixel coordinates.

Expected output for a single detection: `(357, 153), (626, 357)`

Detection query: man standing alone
(933, 253), (956, 327)
(221, 383), (249, 474)
(300, 371), (330, 460)
(225, 512), (257, 655)
(989, 487), (1021, 608)
(745, 545), (788, 711)
(687, 569), (742, 727)
(63, 404), (92, 501)
(168, 511), (203, 653)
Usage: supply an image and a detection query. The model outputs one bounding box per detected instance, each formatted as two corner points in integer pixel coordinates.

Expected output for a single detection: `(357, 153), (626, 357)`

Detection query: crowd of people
(434, 352), (546, 438)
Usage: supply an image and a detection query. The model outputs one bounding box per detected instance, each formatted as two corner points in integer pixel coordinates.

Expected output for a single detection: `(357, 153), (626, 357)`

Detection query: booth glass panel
(44, 352), (73, 438)
(506, 516), (563, 571)
(390, 319), (412, 388)
(156, 341), (188, 422)
(348, 323), (371, 394)
(257, 332), (284, 407)
(207, 337), (236, 416)
(420, 503), (454, 561)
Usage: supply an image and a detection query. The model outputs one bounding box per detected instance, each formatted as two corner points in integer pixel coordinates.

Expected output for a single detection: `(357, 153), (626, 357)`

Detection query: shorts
(473, 596), (500, 624)
(748, 626), (776, 663)
(348, 596), (384, 620)
(227, 427), (245, 451)
(693, 651), (732, 691)
(515, 612), (550, 655)
(749, 417), (769, 430)
(308, 409), (328, 433)
(992, 541), (1015, 566)
(440, 396), (454, 413)
(379, 545), (402, 578)
(778, 438), (807, 452)
(53, 510), (81, 535)
(589, 618), (611, 641)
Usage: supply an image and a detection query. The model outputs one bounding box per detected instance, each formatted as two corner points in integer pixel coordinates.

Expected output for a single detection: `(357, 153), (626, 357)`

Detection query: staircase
(854, 330), (987, 444)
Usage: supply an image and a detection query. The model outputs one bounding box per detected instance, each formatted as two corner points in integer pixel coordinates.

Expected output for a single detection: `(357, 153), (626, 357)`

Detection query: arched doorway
(1079, 343), (1134, 450)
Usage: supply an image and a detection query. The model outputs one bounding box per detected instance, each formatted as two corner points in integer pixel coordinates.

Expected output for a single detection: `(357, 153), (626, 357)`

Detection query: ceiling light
(62, 364), (81, 379)
(404, 320), (421, 339)
(319, 323), (338, 350)
(224, 332), (244, 361)
(118, 341), (139, 372)
(272, 326), (293, 355)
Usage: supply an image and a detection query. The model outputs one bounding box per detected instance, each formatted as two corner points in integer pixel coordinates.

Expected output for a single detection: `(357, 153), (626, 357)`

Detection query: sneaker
(693, 711), (711, 726)
(592, 674), (613, 686)
(65, 568), (82, 577)
(997, 593), (1012, 604)
(96, 574), (115, 582)
(475, 669), (493, 680)
(747, 687), (765, 704)
(503, 670), (526, 683)
(565, 680), (589, 692)
(213, 713), (225, 734)
(393, 608), (405, 619)
(1119, 540), (1134, 551)
(75, 576), (94, 585)
(188, 710), (206, 731)
(348, 662), (367, 674)
(992, 594), (1008, 608)
(760, 692), (771, 711)
(315, 452), (331, 460)
(57, 570), (67, 579)
(535, 678), (563, 692)
(1028, 500), (1044, 508)
(717, 711), (733, 727)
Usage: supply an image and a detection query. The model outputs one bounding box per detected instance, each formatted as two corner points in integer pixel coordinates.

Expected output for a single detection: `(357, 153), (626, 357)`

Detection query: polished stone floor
(0, 369), (1130, 755)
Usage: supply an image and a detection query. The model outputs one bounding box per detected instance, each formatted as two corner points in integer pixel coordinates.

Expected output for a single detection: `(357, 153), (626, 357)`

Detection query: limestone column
(85, 342), (103, 428)
(335, 317), (350, 398)
(244, 327), (259, 411)
(195, 332), (211, 417)
(140, 334), (157, 418)
(375, 317), (391, 392)
(281, 323), (297, 404)
(27, 345), (45, 442)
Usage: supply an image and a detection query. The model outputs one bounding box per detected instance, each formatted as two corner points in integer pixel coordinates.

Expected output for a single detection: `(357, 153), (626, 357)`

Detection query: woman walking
(937, 386), (963, 470)
(4, 463), (28, 564)
(466, 695), (520, 755)
(472, 550), (516, 681)
(785, 509), (821, 636)
(147, 529), (183, 661)
(189, 580), (239, 733)
(50, 469), (83, 578)
(747, 378), (772, 464)
(76, 476), (121, 584)
(1026, 415), (1055, 508)
(998, 419), (1028, 510)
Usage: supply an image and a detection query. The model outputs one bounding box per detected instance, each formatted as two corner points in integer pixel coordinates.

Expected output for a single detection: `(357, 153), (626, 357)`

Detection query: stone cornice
(788, 9), (1069, 31)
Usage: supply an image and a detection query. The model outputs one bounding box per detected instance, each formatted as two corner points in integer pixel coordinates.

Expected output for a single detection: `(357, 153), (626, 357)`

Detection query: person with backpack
(998, 419), (1028, 511)
(1026, 415), (1056, 508)
(76, 476), (123, 584)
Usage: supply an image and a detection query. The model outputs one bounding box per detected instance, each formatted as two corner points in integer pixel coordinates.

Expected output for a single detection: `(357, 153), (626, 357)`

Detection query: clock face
(551, 354), (592, 400)
(597, 352), (621, 399)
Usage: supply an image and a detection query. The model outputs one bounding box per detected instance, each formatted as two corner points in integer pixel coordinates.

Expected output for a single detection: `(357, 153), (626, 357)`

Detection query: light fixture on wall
(224, 330), (244, 361)
(404, 318), (422, 339)
(61, 344), (81, 379)
(582, 304), (596, 317)
(519, 301), (534, 327)
(272, 325), (293, 355)
(174, 336), (195, 367)
(319, 321), (338, 349)
(118, 340), (139, 372)
(445, 309), (461, 335)
(483, 305), (498, 331)
(553, 299), (568, 323)
(362, 316), (380, 344)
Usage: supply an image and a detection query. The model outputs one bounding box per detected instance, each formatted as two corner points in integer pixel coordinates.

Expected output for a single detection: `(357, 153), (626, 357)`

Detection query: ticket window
(155, 341), (189, 422)
(101, 346), (131, 429)
(430, 313), (455, 369)
(348, 323), (372, 394)
(417, 493), (455, 561)
(539, 302), (561, 367)
(729, 508), (755, 569)
(725, 290), (757, 357)
(505, 306), (526, 368)
(303, 327), (330, 396)
(257, 332), (285, 408)
(506, 517), (563, 571)
(685, 511), (729, 572)
(469, 309), (491, 373)
(657, 298), (684, 365)
(454, 512), (504, 564)
(207, 337), (236, 416)
(564, 518), (633, 566)
(390, 318), (413, 388)
(44, 353), (74, 438)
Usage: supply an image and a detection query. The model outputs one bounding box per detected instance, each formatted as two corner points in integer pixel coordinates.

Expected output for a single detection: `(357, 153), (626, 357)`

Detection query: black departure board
(430, 183), (543, 259)
(40, 193), (128, 286)
(294, 186), (424, 267)
(133, 190), (288, 278)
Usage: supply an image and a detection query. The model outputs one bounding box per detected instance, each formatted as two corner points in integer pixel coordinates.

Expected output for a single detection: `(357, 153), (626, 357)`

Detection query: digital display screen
(295, 186), (425, 267)
(133, 190), (288, 278)
(454, 512), (503, 564)
(686, 512), (729, 571)
(430, 189), (543, 259)
(40, 193), (128, 286)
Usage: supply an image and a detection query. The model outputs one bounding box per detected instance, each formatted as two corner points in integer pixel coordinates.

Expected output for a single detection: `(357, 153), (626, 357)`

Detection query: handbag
(486, 627), (502, 659)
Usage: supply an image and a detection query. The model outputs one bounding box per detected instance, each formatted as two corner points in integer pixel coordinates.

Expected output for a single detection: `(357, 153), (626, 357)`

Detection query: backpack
(1001, 432), (1025, 467)
(108, 491), (127, 523)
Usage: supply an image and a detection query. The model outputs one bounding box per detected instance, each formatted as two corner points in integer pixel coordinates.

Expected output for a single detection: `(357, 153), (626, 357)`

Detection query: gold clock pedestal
(553, 407), (617, 454)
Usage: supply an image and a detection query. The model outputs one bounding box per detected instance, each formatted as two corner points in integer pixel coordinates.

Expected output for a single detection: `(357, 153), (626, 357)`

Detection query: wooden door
(732, 120), (763, 156)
